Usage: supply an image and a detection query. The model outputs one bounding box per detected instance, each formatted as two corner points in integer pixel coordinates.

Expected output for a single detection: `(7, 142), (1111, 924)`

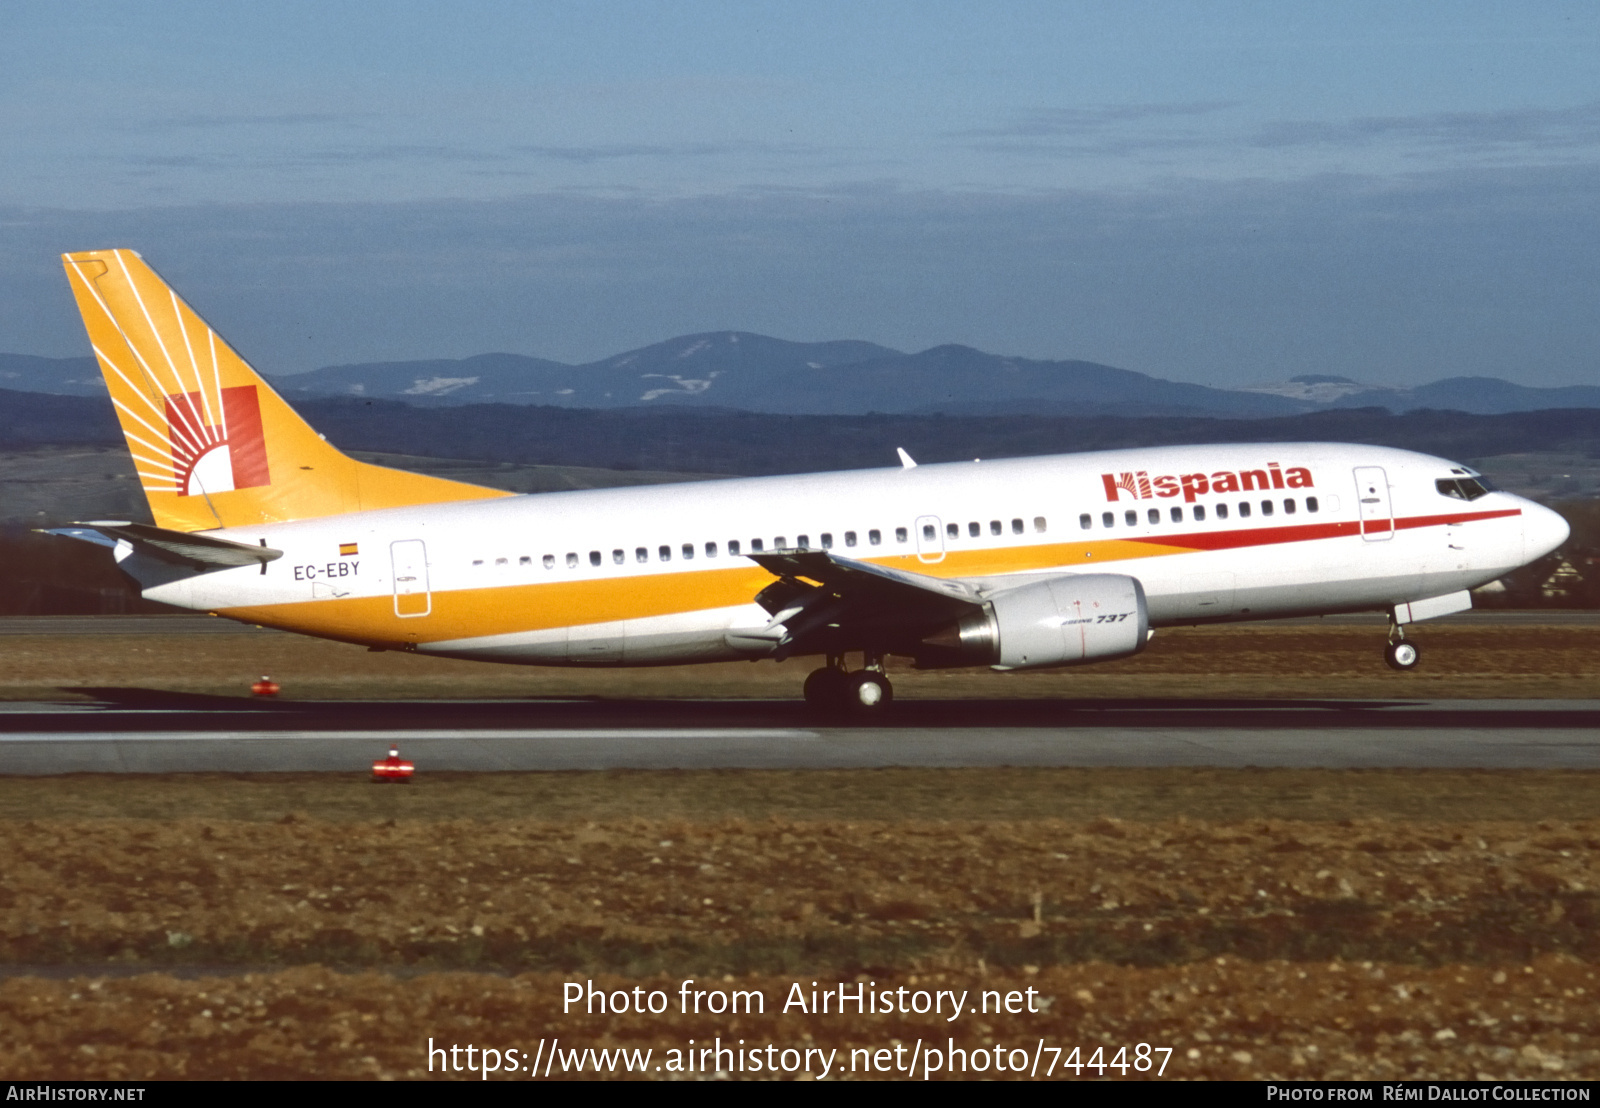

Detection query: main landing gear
(804, 654), (894, 715)
(1385, 619), (1421, 671)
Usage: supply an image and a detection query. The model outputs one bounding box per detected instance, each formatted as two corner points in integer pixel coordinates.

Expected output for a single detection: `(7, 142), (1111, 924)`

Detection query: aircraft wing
(742, 549), (983, 660)
(45, 522), (283, 572)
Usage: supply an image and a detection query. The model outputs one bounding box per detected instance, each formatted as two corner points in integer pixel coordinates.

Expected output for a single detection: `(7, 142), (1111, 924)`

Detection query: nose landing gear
(1385, 640), (1421, 670)
(1385, 618), (1421, 671)
(803, 654), (894, 714)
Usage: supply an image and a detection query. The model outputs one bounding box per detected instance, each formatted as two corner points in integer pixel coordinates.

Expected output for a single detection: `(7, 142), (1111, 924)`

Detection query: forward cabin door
(1354, 467), (1394, 542)
(391, 539), (432, 617)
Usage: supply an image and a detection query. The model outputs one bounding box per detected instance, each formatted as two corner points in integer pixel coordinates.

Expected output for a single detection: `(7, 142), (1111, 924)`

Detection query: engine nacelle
(919, 574), (1149, 670)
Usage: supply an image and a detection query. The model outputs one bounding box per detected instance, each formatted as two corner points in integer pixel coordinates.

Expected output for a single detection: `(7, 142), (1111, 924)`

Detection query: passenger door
(1353, 467), (1393, 542)
(390, 539), (432, 617)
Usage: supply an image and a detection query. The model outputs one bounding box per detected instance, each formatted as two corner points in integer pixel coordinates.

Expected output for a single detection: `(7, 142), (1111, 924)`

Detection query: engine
(917, 574), (1149, 670)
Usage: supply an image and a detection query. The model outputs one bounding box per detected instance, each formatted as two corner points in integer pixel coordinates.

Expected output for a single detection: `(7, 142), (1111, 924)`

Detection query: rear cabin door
(1353, 467), (1394, 542)
(391, 539), (432, 617)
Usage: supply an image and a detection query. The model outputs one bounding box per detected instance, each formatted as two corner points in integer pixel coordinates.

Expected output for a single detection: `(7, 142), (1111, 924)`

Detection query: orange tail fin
(62, 249), (509, 532)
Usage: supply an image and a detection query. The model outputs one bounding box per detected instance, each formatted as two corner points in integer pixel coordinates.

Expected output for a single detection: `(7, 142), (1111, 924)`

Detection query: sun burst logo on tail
(162, 385), (271, 497)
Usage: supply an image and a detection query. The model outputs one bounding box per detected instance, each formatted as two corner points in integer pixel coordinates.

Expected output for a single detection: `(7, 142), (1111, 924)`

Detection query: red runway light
(372, 746), (415, 783)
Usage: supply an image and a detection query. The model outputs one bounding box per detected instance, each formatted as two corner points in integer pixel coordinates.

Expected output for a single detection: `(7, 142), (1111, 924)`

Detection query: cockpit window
(1436, 477), (1494, 501)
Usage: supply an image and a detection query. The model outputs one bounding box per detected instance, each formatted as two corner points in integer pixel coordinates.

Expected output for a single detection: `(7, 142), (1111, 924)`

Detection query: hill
(8, 337), (1598, 418)
(4, 387), (1597, 482)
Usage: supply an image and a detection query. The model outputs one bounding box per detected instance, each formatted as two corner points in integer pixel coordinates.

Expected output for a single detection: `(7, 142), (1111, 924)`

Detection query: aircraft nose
(1523, 501), (1570, 561)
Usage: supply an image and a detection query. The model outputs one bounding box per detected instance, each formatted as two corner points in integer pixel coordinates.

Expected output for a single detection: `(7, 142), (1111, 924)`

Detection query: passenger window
(1216, 503), (1228, 520)
(968, 521), (980, 537)
(728, 540), (741, 556)
(1239, 502), (1251, 518)
(682, 543), (694, 560)
(774, 536), (786, 549)
(1261, 500), (1274, 517)
(1306, 497), (1319, 513)
(923, 524), (937, 541)
(1103, 512), (1115, 528)
(1079, 513), (1092, 530)
(472, 559), (484, 566)
(658, 545), (671, 561)
(496, 557), (508, 566)
(990, 520), (1002, 535)
(519, 556), (531, 566)
(821, 533), (833, 549)
(635, 547), (648, 564)
(705, 541), (718, 558)
(1011, 518), (1024, 534)
(611, 549), (624, 564)
(895, 527), (908, 543)
(566, 552), (578, 568)
(797, 535), (809, 550)
(589, 551), (601, 566)
(845, 531), (857, 547)
(946, 522), (959, 539)
(1125, 510), (1137, 526)
(1283, 499), (1296, 515)
(1148, 508), (1160, 525)
(1194, 505), (1206, 521)
(1034, 516), (1047, 532)
(752, 538), (764, 552)
(543, 554), (555, 569)
(1170, 506), (1183, 522)
(868, 529), (881, 546)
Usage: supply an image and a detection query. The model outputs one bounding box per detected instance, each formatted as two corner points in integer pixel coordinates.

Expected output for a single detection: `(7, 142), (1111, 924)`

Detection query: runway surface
(0, 694), (1595, 773)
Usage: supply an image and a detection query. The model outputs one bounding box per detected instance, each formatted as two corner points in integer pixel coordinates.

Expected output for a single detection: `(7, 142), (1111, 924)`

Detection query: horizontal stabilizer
(45, 522), (282, 571)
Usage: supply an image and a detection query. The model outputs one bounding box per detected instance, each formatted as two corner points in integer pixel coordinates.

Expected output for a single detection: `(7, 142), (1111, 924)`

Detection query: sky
(3, 1), (1599, 388)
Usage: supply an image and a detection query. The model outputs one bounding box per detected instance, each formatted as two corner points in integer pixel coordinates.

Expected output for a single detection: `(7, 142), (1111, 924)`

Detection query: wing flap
(744, 549), (983, 658)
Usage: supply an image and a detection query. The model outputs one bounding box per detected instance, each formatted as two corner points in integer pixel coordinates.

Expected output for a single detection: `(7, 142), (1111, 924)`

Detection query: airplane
(48, 249), (1570, 713)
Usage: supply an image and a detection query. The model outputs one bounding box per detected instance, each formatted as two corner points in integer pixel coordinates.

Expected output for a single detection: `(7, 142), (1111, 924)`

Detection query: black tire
(803, 666), (850, 709)
(1385, 641), (1421, 671)
(847, 671), (893, 713)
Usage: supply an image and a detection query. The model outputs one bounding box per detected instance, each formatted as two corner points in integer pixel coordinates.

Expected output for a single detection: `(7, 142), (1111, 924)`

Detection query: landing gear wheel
(1385, 640), (1421, 671)
(803, 666), (850, 708)
(847, 671), (893, 713)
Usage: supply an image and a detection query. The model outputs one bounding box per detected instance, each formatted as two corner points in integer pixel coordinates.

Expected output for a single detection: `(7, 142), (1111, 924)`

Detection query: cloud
(1253, 102), (1600, 155)
(511, 142), (745, 164)
(104, 139), (816, 181)
(954, 102), (1240, 140)
(953, 100), (1600, 170)
(148, 113), (358, 130)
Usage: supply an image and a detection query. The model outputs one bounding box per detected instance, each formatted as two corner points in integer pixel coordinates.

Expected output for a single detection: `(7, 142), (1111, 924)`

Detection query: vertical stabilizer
(62, 250), (509, 532)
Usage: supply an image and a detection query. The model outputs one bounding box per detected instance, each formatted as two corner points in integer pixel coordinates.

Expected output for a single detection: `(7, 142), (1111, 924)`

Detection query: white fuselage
(130, 442), (1566, 667)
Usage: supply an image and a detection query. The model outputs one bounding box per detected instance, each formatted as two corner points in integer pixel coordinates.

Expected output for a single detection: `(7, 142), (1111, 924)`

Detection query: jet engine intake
(918, 573), (1149, 670)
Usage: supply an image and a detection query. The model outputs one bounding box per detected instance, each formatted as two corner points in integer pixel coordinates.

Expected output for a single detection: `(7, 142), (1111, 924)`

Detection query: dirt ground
(1, 620), (1598, 701)
(2, 769), (1599, 1081)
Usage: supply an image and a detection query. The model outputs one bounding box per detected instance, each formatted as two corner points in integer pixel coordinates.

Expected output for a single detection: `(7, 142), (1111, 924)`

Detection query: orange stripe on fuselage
(215, 508), (1517, 645)
(218, 538), (1198, 644)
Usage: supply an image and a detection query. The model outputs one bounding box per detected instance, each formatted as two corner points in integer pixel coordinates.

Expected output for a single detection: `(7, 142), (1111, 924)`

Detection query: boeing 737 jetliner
(51, 250), (1569, 711)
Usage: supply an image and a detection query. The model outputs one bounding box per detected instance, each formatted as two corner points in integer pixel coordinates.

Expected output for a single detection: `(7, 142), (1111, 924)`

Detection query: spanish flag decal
(339, 542), (359, 557)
